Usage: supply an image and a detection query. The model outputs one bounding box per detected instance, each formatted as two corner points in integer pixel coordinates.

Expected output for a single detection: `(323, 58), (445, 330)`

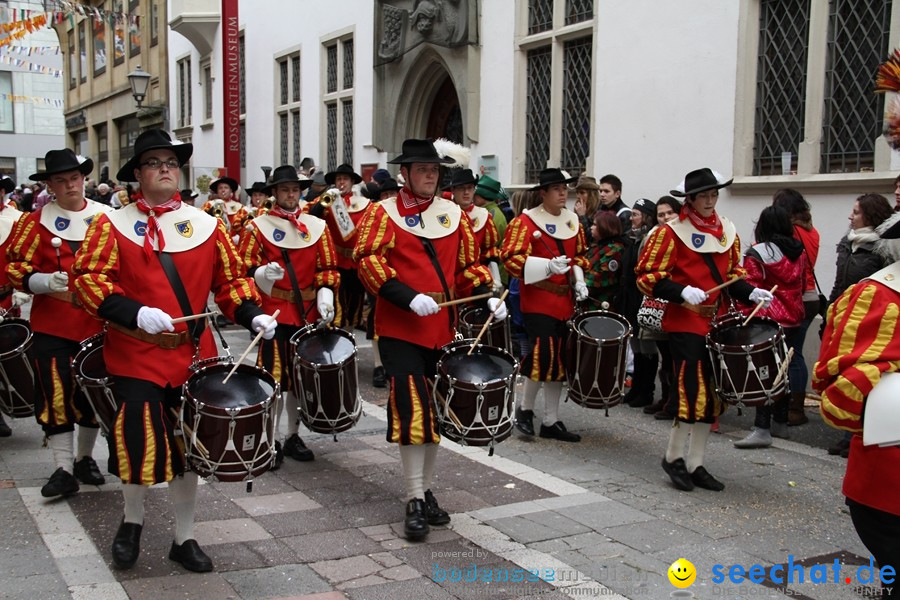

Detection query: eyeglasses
(140, 158), (180, 170)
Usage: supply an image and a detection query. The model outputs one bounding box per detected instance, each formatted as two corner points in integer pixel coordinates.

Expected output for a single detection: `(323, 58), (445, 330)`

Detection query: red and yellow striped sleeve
(727, 233), (748, 281)
(6, 214), (41, 290)
(481, 214), (500, 262)
(573, 226), (590, 271)
(813, 281), (900, 432)
(315, 227), (341, 291)
(636, 225), (677, 297)
(354, 203), (397, 295)
(456, 209), (492, 295)
(500, 216), (531, 279)
(211, 222), (261, 313)
(237, 223), (265, 272)
(73, 213), (122, 316)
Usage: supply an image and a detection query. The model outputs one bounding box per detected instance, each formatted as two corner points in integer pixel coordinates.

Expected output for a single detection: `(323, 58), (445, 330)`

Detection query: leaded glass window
(565, 0), (593, 25)
(292, 110), (301, 168)
(528, 0), (553, 35)
(343, 40), (354, 90)
(292, 56), (301, 103)
(561, 37), (592, 176)
(342, 100), (353, 165)
(526, 47), (552, 182)
(326, 103), (338, 171)
(327, 45), (338, 94)
(279, 60), (288, 105)
(280, 113), (289, 165)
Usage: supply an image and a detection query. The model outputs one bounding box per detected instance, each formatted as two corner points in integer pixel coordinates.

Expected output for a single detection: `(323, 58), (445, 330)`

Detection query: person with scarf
(733, 206), (807, 448)
(354, 139), (499, 541)
(6, 149), (113, 496)
(637, 168), (772, 492)
(239, 164), (340, 466)
(502, 168), (590, 444)
(73, 129), (276, 573)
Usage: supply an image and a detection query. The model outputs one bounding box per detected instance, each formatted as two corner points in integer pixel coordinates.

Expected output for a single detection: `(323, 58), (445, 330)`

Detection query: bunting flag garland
(0, 45), (61, 56)
(1, 93), (65, 107)
(0, 54), (63, 77)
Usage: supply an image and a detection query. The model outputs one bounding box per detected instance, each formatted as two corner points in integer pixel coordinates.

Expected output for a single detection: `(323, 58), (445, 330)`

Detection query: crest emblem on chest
(134, 221), (147, 236)
(691, 233), (705, 248)
(175, 221), (193, 237)
(273, 228), (286, 242)
(55, 216), (70, 231)
(547, 224), (556, 234)
(437, 214), (450, 228)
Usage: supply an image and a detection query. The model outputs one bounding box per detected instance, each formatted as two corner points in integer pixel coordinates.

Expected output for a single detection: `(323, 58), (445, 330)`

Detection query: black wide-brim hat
(530, 168), (577, 191)
(443, 168), (478, 191)
(265, 165), (312, 192)
(0, 175), (14, 193)
(670, 168), (733, 197)
(248, 181), (268, 194)
(325, 163), (362, 185)
(210, 176), (240, 194)
(31, 148), (94, 181)
(116, 129), (193, 182)
(378, 177), (401, 194)
(388, 139), (455, 165)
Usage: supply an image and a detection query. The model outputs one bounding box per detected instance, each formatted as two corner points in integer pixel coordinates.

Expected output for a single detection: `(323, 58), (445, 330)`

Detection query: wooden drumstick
(704, 275), (744, 296)
(171, 310), (220, 324)
(222, 309), (280, 384)
(181, 422), (210, 459)
(771, 346), (795, 390)
(467, 289), (510, 355)
(742, 285), (778, 326)
(51, 236), (63, 272)
(435, 292), (493, 308)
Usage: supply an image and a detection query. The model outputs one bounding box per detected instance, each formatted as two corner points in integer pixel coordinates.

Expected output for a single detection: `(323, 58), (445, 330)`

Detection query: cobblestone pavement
(0, 319), (876, 600)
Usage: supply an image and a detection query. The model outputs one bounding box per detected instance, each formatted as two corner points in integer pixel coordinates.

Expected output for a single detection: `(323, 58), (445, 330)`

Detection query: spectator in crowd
(597, 174), (632, 232)
(584, 211), (625, 307)
(573, 176), (602, 232)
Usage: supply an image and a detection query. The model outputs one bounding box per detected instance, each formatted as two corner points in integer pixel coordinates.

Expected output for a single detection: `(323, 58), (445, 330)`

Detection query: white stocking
(168, 472), (199, 545)
(49, 431), (74, 471)
(122, 484), (147, 525)
(685, 422), (712, 473)
(284, 392), (300, 437)
(520, 379), (540, 411)
(665, 420), (690, 463)
(422, 443), (438, 492)
(398, 444), (426, 501)
(372, 340), (382, 368)
(76, 426), (99, 459)
(542, 382), (564, 426)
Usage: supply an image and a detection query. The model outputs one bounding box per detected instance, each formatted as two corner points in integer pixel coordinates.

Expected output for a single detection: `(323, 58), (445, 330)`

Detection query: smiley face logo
(668, 558), (696, 588)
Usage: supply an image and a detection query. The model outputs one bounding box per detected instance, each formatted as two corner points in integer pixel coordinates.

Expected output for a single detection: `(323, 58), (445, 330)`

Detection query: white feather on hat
(876, 212), (900, 263)
(431, 138), (470, 169)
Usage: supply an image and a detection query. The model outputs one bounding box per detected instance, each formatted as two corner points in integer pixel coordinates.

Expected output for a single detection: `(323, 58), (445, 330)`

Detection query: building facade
(53, 0), (168, 185)
(167, 0), (900, 293)
(0, 0), (65, 183)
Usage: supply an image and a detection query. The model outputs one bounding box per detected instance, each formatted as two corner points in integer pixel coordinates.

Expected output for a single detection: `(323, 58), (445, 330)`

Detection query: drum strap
(156, 252), (207, 344)
(279, 249), (311, 325)
(701, 253), (730, 310)
(419, 237), (456, 331)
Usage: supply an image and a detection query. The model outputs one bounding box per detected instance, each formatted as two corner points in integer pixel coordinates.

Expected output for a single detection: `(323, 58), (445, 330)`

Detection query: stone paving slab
(220, 564), (332, 600)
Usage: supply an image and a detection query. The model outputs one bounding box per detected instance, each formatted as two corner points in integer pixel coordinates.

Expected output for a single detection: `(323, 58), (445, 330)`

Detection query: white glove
(316, 287), (335, 324)
(253, 262), (284, 296)
(749, 288), (774, 308)
(574, 281), (589, 302)
(137, 306), (175, 334)
(409, 293), (440, 317)
(547, 255), (571, 275)
(488, 261), (503, 294)
(251, 314), (278, 340)
(28, 271), (69, 294)
(680, 286), (708, 305)
(12, 291), (31, 307)
(487, 297), (508, 321)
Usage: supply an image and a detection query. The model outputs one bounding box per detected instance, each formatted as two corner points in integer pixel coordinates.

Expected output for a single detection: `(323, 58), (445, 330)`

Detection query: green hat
(474, 175), (504, 201)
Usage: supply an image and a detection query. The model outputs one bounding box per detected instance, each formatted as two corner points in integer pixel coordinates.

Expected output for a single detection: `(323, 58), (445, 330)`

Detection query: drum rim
(0, 318), (32, 358)
(185, 361), (278, 409)
(570, 311), (631, 341)
(436, 341), (519, 385)
(289, 326), (357, 367)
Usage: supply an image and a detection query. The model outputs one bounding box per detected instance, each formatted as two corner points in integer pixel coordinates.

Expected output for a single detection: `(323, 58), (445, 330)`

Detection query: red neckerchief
(681, 204), (723, 238)
(135, 193), (181, 258)
(268, 205), (309, 236)
(396, 186), (433, 217)
(342, 192), (352, 206)
(462, 203), (474, 214)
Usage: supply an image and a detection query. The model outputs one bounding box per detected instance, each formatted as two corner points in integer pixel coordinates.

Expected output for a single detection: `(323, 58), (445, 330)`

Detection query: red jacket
(742, 241), (807, 328)
(793, 224), (820, 293)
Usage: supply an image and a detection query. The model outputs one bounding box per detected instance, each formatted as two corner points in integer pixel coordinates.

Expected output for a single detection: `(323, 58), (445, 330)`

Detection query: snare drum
(457, 306), (512, 353)
(433, 339), (518, 451)
(565, 310), (631, 411)
(181, 357), (278, 482)
(0, 318), (35, 418)
(73, 333), (116, 435)
(707, 314), (789, 408)
(290, 325), (361, 435)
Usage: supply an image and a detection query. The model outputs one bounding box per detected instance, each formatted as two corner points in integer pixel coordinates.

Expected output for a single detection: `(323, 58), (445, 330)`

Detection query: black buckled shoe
(404, 498), (430, 541)
(690, 466), (725, 491)
(111, 519), (142, 569)
(539, 421), (581, 442)
(41, 467), (80, 498)
(283, 434), (314, 462)
(661, 457), (694, 491)
(271, 440), (284, 471)
(73, 456), (106, 485)
(514, 407), (534, 436)
(372, 366), (387, 388)
(169, 539), (214, 572)
(424, 490), (450, 526)
(0, 413), (11, 437)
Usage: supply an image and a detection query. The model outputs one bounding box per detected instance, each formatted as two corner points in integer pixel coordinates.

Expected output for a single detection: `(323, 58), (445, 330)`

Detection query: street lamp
(127, 65), (152, 109)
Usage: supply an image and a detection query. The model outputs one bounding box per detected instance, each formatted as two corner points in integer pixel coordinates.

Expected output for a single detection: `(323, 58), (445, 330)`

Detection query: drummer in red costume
(239, 164), (341, 465)
(355, 139), (501, 541)
(636, 168), (772, 492)
(308, 163), (370, 331)
(73, 129), (276, 573)
(6, 149), (111, 494)
(815, 213), (900, 598)
(502, 168), (589, 443)
(445, 168), (503, 293)
(0, 178), (27, 437)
